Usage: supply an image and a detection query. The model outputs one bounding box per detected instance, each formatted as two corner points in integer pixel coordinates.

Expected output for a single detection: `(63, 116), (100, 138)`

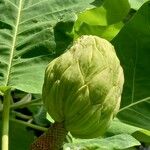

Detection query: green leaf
(73, 0), (130, 40)
(64, 134), (140, 150)
(129, 0), (149, 10)
(0, 0), (95, 94)
(107, 119), (150, 143)
(47, 112), (55, 123)
(54, 21), (74, 56)
(112, 1), (150, 130)
(74, 22), (124, 41)
(123, 148), (136, 150)
(102, 0), (130, 24)
(76, 0), (130, 26)
(132, 129), (150, 144)
(33, 106), (49, 126)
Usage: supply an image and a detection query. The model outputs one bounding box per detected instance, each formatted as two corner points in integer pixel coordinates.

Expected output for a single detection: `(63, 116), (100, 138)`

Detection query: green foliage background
(0, 0), (150, 149)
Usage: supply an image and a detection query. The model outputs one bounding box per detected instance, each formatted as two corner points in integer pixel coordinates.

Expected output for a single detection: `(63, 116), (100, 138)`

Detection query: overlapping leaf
(73, 0), (130, 40)
(112, 1), (150, 130)
(63, 134), (140, 150)
(107, 119), (150, 143)
(0, 0), (96, 93)
(129, 0), (149, 10)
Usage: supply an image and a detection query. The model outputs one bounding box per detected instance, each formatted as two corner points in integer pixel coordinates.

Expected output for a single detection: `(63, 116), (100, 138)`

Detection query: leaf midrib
(131, 40), (139, 104)
(119, 97), (150, 112)
(5, 0), (23, 86)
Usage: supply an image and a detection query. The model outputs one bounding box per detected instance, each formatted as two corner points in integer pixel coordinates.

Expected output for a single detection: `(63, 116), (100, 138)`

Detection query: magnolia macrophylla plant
(31, 35), (124, 150)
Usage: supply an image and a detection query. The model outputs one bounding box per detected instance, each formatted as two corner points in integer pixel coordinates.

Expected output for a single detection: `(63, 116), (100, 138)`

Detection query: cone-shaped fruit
(42, 35), (124, 138)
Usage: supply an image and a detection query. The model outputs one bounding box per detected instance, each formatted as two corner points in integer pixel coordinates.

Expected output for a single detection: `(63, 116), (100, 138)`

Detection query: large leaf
(63, 134), (140, 150)
(73, 0), (130, 40)
(0, 0), (96, 94)
(74, 22), (124, 41)
(107, 119), (150, 143)
(112, 1), (150, 130)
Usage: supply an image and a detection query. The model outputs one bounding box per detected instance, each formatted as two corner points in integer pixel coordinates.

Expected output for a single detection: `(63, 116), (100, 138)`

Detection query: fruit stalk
(31, 122), (67, 150)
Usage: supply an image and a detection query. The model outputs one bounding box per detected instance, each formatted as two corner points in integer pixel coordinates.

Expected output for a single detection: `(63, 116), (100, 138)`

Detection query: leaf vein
(119, 97), (150, 112)
(6, 0), (18, 9)
(4, 0), (23, 86)
(128, 108), (150, 121)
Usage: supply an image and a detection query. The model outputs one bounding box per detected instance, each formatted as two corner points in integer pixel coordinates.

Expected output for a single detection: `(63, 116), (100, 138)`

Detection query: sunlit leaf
(0, 0), (96, 93)
(64, 134), (140, 150)
(73, 0), (130, 40)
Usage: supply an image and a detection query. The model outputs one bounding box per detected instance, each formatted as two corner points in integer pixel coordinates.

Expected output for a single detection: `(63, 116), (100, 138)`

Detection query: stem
(31, 122), (68, 150)
(0, 98), (41, 112)
(11, 110), (32, 120)
(10, 118), (47, 132)
(2, 89), (11, 150)
(11, 98), (41, 109)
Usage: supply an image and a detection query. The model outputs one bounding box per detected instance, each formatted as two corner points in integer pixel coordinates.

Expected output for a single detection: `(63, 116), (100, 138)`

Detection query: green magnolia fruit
(42, 35), (124, 138)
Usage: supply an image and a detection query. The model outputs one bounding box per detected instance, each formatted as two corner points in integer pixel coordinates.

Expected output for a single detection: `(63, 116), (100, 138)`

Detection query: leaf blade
(112, 1), (150, 130)
(0, 0), (96, 93)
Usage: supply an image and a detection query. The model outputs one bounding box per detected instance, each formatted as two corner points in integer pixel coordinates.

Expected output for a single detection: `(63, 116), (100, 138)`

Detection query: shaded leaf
(33, 106), (49, 126)
(112, 1), (150, 130)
